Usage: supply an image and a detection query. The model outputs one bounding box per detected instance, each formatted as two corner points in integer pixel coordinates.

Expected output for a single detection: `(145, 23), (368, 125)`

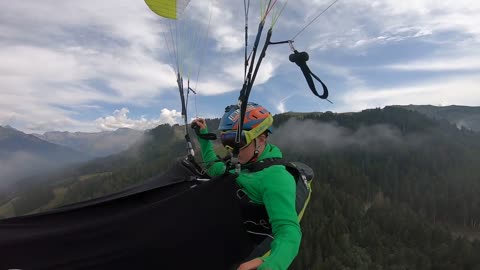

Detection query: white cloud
(276, 101), (287, 114)
(159, 108), (183, 125)
(0, 1), (181, 132)
(185, 0), (245, 52)
(191, 59), (277, 96)
(0, 44), (177, 133)
(224, 60), (276, 86)
(0, 83), (104, 133)
(298, 0), (480, 50)
(95, 108), (182, 131)
(321, 63), (367, 88)
(254, 61), (276, 85)
(0, 0), (161, 49)
(274, 95), (295, 113)
(195, 79), (238, 96)
(338, 75), (480, 112)
(386, 56), (480, 71)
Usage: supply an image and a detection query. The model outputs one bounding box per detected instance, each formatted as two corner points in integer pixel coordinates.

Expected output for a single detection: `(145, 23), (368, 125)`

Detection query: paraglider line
(244, 0), (251, 81)
(291, 0), (340, 40)
(271, 0), (289, 27)
(162, 31), (176, 73)
(193, 0), (214, 118)
(168, 20), (179, 74)
(264, 0), (278, 19)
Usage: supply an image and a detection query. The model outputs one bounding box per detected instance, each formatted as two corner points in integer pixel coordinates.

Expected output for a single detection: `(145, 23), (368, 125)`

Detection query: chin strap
(245, 139), (261, 164)
(221, 139), (261, 176)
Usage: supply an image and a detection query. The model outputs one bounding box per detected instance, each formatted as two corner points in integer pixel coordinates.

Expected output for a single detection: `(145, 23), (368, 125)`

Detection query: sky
(0, 0), (479, 133)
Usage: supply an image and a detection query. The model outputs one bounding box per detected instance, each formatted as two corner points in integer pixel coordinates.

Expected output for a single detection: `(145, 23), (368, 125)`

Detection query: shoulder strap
(244, 158), (289, 173)
(244, 158), (309, 185)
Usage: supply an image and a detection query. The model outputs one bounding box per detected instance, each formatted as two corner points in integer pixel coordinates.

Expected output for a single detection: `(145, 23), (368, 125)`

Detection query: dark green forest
(273, 107), (480, 270)
(2, 106), (480, 269)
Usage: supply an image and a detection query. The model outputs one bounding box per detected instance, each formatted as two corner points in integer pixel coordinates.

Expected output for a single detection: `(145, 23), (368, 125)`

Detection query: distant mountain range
(0, 126), (90, 192)
(33, 128), (144, 158)
(395, 105), (480, 132)
(0, 126), (144, 197)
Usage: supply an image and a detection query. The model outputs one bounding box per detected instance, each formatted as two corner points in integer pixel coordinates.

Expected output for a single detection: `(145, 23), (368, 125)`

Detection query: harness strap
(243, 157), (289, 173)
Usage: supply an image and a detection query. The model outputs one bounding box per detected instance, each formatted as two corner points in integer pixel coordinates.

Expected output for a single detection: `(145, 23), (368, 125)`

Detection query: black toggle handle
(289, 50), (309, 63)
(191, 122), (217, 140)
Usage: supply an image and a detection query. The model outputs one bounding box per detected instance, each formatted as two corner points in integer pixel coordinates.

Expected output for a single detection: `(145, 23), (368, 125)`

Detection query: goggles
(219, 114), (273, 151)
(220, 130), (249, 150)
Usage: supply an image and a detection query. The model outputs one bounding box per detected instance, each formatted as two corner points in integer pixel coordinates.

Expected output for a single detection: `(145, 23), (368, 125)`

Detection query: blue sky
(0, 0), (479, 133)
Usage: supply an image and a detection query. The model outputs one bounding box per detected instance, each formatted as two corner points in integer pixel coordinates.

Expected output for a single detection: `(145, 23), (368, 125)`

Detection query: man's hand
(191, 118), (207, 130)
(237, 258), (263, 270)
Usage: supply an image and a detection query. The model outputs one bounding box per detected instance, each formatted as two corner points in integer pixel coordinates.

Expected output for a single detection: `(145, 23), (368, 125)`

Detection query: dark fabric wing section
(0, 163), (254, 270)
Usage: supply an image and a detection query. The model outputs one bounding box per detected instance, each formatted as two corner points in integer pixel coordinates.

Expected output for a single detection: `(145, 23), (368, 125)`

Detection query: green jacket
(198, 129), (301, 270)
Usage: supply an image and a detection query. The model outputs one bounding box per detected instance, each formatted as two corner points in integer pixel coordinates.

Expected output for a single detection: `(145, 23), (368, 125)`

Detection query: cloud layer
(270, 118), (425, 157)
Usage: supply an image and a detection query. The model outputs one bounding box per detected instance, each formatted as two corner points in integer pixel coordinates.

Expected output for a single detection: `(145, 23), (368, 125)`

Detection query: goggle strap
(244, 114), (273, 144)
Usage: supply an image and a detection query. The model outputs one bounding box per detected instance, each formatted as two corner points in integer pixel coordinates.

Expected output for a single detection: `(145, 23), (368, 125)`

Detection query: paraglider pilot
(192, 102), (301, 270)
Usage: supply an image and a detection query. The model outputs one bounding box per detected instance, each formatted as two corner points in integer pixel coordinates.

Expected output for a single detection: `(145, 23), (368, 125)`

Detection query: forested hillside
(396, 105), (480, 132)
(270, 107), (480, 269)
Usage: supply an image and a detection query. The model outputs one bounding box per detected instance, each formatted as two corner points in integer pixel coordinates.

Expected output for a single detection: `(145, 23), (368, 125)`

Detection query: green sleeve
(258, 166), (301, 270)
(197, 128), (226, 177)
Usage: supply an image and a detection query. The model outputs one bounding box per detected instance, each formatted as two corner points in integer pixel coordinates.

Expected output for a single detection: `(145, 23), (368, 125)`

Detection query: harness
(235, 158), (314, 259)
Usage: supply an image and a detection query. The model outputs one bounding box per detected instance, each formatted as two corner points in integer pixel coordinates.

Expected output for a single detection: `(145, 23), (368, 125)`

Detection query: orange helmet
(218, 103), (273, 149)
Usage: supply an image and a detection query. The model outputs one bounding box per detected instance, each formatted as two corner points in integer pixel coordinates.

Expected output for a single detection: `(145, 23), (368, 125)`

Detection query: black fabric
(236, 187), (272, 239)
(0, 161), (255, 270)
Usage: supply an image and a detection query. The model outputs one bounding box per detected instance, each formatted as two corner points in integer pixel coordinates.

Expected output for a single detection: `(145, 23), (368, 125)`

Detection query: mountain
(34, 128), (144, 158)
(0, 123), (190, 215)
(395, 105), (480, 132)
(0, 126), (90, 196)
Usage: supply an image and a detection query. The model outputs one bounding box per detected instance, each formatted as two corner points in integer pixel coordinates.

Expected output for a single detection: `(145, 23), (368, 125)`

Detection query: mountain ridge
(33, 128), (144, 157)
(0, 126), (91, 195)
(394, 104), (480, 132)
